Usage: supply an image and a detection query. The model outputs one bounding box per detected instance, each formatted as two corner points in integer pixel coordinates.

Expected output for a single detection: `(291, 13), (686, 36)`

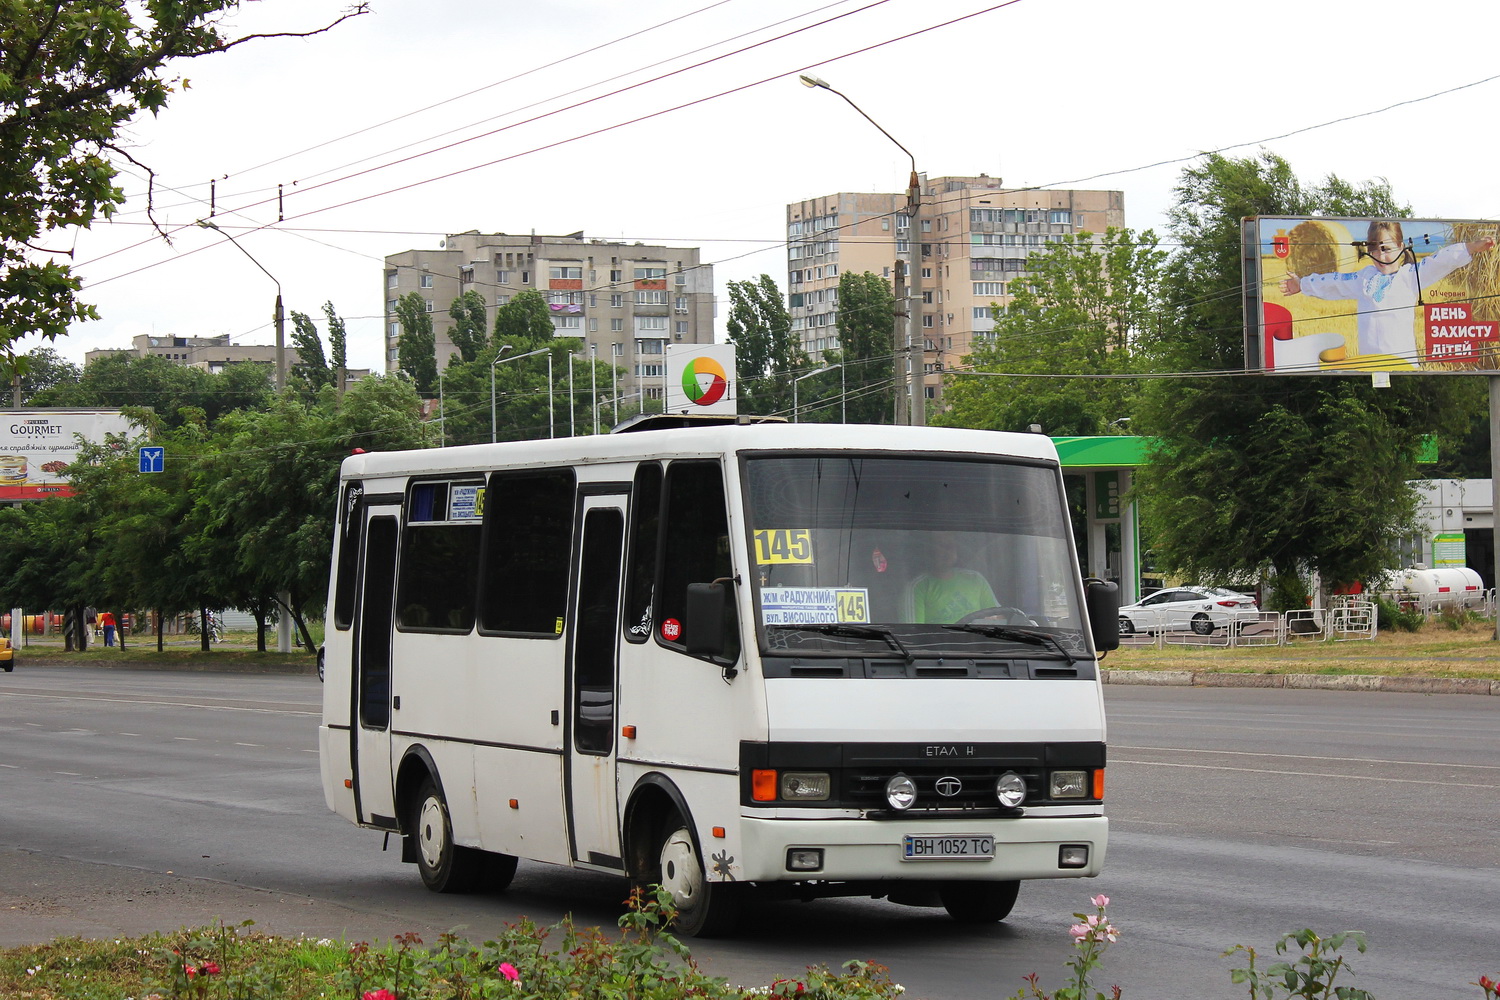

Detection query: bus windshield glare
(744, 454), (1085, 659)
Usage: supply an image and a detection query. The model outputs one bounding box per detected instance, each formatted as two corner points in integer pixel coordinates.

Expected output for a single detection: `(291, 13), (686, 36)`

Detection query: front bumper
(734, 813), (1107, 883)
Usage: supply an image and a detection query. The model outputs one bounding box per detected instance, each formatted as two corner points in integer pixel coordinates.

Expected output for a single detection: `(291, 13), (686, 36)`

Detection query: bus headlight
(885, 774), (918, 811)
(995, 771), (1027, 808)
(780, 772), (830, 801)
(1049, 770), (1088, 799)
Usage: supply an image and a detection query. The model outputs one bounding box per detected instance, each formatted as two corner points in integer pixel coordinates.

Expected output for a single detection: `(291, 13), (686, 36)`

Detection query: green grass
(12, 628), (322, 671)
(1109, 618), (1500, 679)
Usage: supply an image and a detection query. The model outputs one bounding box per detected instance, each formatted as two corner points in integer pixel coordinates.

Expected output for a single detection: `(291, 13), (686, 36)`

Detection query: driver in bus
(909, 532), (998, 623)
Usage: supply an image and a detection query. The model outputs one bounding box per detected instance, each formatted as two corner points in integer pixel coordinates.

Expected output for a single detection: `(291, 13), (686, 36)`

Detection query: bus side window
(656, 461), (738, 663)
(480, 469), (575, 636)
(333, 482), (364, 631)
(623, 462), (662, 643)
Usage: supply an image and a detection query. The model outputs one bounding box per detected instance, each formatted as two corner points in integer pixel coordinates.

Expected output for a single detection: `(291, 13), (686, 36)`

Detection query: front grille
(847, 766), (1040, 811)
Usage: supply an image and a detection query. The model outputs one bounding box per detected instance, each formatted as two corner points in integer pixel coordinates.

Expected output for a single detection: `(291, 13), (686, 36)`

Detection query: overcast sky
(28, 0), (1500, 374)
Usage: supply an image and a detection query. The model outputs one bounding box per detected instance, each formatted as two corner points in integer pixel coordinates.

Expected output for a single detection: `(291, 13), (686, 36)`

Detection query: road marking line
(1115, 745), (1500, 771)
(1113, 758), (1498, 789)
(0, 691), (317, 716)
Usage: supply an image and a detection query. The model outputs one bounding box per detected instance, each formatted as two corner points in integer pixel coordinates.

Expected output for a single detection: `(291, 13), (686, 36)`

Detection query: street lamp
(793, 364), (838, 423)
(196, 220), (286, 391)
(799, 74), (924, 426)
(491, 346), (553, 442)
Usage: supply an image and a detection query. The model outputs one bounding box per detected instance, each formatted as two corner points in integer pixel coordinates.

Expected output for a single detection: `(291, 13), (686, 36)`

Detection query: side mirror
(1084, 579), (1120, 652)
(684, 582), (727, 657)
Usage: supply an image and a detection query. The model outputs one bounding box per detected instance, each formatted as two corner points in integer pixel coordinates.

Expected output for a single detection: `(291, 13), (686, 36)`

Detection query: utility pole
(907, 170), (925, 426)
(892, 259), (909, 425)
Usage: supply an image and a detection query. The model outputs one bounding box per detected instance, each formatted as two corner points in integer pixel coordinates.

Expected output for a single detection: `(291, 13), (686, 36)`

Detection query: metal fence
(1119, 602), (1378, 649)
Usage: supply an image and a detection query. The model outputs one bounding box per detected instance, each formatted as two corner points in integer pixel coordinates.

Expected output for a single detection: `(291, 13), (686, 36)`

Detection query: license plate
(902, 834), (996, 861)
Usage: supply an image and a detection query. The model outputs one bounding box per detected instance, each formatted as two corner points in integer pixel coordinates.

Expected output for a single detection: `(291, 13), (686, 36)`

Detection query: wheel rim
(1192, 615), (1211, 635)
(659, 828), (703, 910)
(417, 795), (447, 871)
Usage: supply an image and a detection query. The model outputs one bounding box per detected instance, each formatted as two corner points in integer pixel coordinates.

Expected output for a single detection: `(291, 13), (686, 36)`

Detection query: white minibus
(319, 418), (1119, 936)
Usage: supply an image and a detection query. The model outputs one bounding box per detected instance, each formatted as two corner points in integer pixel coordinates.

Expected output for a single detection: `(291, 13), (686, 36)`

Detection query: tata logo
(935, 776), (962, 797)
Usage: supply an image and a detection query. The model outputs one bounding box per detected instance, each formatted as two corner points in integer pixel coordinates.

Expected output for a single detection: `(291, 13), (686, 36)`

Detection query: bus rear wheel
(411, 777), (482, 893)
(939, 880), (1020, 923)
(646, 817), (741, 937)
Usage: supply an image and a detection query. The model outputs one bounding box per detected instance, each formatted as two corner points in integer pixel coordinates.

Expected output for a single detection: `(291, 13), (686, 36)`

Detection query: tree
(0, 1), (367, 357)
(939, 228), (1165, 435)
(289, 310), (332, 390)
(1134, 151), (1472, 602)
(447, 290), (489, 363)
(725, 275), (805, 416)
(32, 352), (271, 425)
(493, 289), (556, 348)
(0, 346), (81, 403)
(395, 292), (437, 394)
(189, 376), (424, 651)
(835, 271), (897, 424)
(324, 301), (348, 387)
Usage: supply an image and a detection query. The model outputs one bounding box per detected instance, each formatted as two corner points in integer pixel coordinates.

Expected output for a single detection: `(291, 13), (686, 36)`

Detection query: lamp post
(793, 364), (838, 423)
(490, 346), (553, 442)
(799, 74), (923, 426)
(196, 220), (285, 391)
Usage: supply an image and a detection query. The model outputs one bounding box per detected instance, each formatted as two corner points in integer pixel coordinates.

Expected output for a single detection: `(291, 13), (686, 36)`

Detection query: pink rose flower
(1091, 894), (1110, 908)
(199, 961), (221, 976)
(498, 962), (520, 983)
(1069, 923), (1091, 941)
(363, 989), (398, 1000)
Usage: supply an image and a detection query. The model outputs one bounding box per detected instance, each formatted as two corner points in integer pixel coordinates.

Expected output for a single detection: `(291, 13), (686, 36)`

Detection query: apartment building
(786, 175), (1124, 406)
(384, 231), (715, 404)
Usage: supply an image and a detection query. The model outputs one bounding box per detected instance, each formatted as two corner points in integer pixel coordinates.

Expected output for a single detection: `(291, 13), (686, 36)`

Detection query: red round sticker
(661, 618), (682, 642)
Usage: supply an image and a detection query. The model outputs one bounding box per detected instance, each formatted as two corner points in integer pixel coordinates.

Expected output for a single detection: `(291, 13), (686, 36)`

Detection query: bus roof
(339, 423), (1061, 481)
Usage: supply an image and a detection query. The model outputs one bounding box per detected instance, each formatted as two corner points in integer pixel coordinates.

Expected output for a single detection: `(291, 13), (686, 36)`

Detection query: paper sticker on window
(450, 485), (484, 521)
(761, 587), (870, 625)
(753, 528), (812, 564)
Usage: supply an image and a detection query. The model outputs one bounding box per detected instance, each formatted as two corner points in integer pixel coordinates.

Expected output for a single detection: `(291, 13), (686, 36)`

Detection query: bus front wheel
(939, 880), (1020, 923)
(646, 817), (742, 937)
(411, 777), (482, 893)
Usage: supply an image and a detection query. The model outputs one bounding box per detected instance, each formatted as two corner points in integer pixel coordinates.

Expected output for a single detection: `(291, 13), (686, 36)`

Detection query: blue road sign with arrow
(138, 447), (164, 473)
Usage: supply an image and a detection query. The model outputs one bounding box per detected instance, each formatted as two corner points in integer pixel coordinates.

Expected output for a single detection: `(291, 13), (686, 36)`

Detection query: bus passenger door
(352, 510), (400, 829)
(566, 494), (627, 868)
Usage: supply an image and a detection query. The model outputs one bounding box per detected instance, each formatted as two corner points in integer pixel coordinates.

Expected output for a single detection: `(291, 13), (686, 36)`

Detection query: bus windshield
(743, 454), (1085, 659)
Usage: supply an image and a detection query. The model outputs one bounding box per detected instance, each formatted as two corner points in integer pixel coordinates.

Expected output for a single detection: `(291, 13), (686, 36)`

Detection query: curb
(8, 656), (316, 676)
(1102, 669), (1500, 696)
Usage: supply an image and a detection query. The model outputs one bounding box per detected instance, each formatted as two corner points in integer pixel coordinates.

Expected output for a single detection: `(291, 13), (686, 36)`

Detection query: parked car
(0, 636), (13, 671)
(1118, 586), (1259, 636)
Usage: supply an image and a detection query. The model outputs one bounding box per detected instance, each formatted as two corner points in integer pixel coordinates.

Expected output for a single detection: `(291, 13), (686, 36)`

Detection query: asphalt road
(1, 666), (1495, 999)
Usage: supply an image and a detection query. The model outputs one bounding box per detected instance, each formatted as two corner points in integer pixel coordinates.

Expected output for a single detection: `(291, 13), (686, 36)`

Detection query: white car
(1118, 587), (1258, 636)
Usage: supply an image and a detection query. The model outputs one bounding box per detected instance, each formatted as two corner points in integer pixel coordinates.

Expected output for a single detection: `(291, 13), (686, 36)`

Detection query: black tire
(1117, 617), (1134, 637)
(940, 880), (1020, 923)
(410, 776), (482, 893)
(647, 816), (742, 937)
(1190, 613), (1214, 636)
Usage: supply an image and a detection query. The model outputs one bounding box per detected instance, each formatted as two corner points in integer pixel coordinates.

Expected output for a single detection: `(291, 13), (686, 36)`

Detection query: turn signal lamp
(752, 769), (777, 802)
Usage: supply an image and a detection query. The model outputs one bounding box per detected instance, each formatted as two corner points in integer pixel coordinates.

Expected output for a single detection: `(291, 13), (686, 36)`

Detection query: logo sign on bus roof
(1243, 216), (1500, 374)
(665, 344), (737, 414)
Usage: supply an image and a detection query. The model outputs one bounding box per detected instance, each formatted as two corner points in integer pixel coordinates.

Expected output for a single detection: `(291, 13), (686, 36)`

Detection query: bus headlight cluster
(780, 772), (830, 801)
(995, 771), (1027, 808)
(1049, 770), (1088, 799)
(885, 774), (918, 811)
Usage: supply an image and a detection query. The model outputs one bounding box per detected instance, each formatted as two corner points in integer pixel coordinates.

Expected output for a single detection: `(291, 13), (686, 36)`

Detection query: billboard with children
(1244, 216), (1500, 373)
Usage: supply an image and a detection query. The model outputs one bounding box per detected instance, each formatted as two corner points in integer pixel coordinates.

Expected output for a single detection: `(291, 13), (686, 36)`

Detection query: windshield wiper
(787, 623), (915, 664)
(942, 623), (1077, 663)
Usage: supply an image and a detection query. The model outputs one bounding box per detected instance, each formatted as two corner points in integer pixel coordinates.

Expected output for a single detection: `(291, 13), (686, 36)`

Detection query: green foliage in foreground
(2, 890), (1495, 999)
(0, 890), (904, 1000)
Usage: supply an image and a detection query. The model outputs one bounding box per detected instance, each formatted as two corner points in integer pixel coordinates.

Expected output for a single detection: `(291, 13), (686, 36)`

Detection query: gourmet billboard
(0, 409), (137, 500)
(1244, 216), (1500, 373)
